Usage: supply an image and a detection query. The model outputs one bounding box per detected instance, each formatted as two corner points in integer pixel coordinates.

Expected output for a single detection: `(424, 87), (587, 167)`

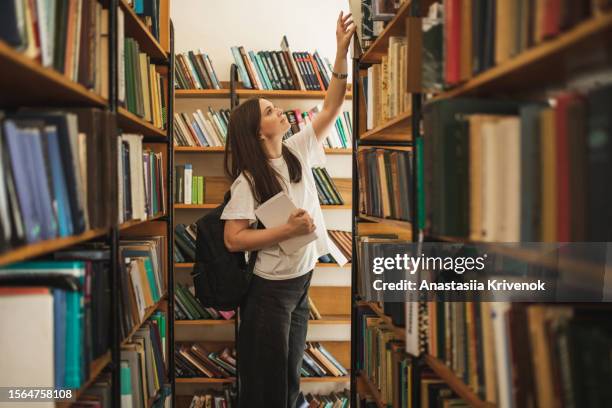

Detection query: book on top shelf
(175, 50), (222, 89)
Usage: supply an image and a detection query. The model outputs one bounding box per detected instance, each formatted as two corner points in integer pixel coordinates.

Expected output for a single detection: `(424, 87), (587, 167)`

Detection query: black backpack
(191, 191), (258, 309)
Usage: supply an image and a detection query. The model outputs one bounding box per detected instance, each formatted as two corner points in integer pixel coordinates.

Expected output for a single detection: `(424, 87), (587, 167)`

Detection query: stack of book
(423, 86), (612, 242)
(173, 108), (229, 147)
(302, 342), (348, 377)
(176, 344), (237, 379)
(230, 40), (334, 91)
(0, 109), (117, 254)
(312, 167), (344, 206)
(364, 36), (411, 129)
(175, 50), (222, 89)
(0, 251), (112, 390)
(284, 105), (353, 149)
(174, 223), (196, 263)
(126, 0), (164, 42)
(299, 390), (350, 408)
(327, 230), (352, 262)
(424, 0), (601, 88)
(118, 237), (167, 339)
(357, 148), (414, 221)
(0, 0), (110, 98)
(118, 133), (166, 224)
(174, 165), (204, 205)
(308, 296), (322, 320)
(185, 386), (236, 408)
(121, 314), (168, 408)
(175, 283), (235, 321)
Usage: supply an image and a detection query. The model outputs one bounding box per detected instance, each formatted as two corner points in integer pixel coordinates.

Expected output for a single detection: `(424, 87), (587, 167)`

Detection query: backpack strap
(246, 220), (265, 272)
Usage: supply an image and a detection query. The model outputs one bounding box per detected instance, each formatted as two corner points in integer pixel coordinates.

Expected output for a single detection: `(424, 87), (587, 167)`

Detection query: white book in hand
(255, 192), (317, 255)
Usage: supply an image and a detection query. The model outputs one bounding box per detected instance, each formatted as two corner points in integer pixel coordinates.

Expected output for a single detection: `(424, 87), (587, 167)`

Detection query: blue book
(203, 54), (221, 89)
(44, 125), (74, 237)
(53, 289), (66, 389)
(64, 289), (83, 388)
(249, 51), (270, 90)
(230, 46), (252, 89)
(3, 120), (42, 243)
(134, 0), (144, 14)
(189, 118), (208, 146)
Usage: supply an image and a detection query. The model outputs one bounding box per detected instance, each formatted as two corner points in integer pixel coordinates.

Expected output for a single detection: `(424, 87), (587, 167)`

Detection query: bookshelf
(352, 1), (612, 407)
(0, 0), (175, 406)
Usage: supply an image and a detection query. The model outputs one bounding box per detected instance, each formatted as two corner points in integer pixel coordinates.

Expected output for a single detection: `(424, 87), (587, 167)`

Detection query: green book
(320, 167), (344, 205)
(198, 176), (204, 204)
(191, 175), (197, 205)
(174, 285), (201, 319)
(120, 362), (133, 407)
(180, 284), (211, 319)
(143, 257), (160, 302)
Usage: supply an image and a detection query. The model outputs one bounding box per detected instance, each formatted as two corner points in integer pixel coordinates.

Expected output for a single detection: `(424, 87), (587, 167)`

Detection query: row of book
(121, 35), (168, 129)
(173, 108), (229, 148)
(1, 0), (110, 98)
(0, 109), (116, 253)
(328, 230), (352, 262)
(312, 167), (345, 206)
(230, 38), (334, 91)
(425, 302), (612, 407)
(174, 223), (196, 263)
(365, 36), (412, 129)
(176, 344), (236, 379)
(357, 148), (414, 221)
(298, 390), (350, 408)
(284, 105), (354, 149)
(174, 165), (204, 205)
(0, 249), (112, 390)
(175, 51), (221, 90)
(184, 387), (236, 408)
(121, 314), (168, 408)
(423, 0), (609, 89)
(175, 283), (235, 321)
(423, 85), (612, 241)
(118, 134), (166, 224)
(354, 0), (408, 50)
(118, 237), (167, 340)
(302, 342), (348, 377)
(125, 0), (163, 42)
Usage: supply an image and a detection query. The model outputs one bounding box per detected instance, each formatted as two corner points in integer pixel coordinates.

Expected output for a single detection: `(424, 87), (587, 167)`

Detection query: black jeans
(237, 270), (313, 408)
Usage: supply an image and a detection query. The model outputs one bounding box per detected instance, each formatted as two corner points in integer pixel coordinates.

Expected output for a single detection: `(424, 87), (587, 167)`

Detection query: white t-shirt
(220, 122), (331, 280)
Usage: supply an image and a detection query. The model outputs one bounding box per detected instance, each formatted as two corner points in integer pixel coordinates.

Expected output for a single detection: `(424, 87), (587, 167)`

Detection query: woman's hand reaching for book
(287, 209), (316, 237)
(336, 11), (356, 56)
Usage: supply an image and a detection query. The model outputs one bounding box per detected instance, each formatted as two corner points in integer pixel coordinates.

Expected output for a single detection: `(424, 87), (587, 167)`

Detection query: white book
(366, 66), (374, 130)
(254, 192), (317, 255)
(128, 259), (147, 321)
(122, 134), (145, 220)
(117, 138), (124, 224)
(184, 164), (192, 205)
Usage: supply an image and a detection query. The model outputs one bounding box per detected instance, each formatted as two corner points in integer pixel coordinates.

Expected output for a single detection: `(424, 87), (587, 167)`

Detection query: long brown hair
(224, 98), (302, 204)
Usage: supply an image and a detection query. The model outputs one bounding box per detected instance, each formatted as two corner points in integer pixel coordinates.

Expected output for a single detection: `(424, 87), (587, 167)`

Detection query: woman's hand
(286, 208), (316, 237)
(336, 11), (356, 56)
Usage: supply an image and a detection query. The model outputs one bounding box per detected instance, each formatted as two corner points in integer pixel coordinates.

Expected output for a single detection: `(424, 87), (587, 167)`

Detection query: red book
(555, 94), (574, 241)
(543, 0), (561, 39)
(444, 0), (461, 85)
(308, 53), (326, 91)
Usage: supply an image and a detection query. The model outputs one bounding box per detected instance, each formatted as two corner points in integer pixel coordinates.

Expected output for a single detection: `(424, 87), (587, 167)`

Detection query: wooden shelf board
(174, 146), (352, 155)
(119, 0), (168, 61)
(358, 372), (386, 408)
(118, 107), (167, 137)
(359, 110), (412, 142)
(423, 354), (495, 408)
(431, 12), (612, 101)
(358, 214), (412, 229)
(309, 315), (351, 325)
(119, 213), (165, 231)
(121, 293), (167, 346)
(176, 376), (349, 384)
(174, 262), (351, 269)
(175, 89), (352, 99)
(0, 228), (109, 268)
(358, 300), (405, 338)
(0, 40), (107, 107)
(56, 351), (111, 407)
(175, 319), (235, 326)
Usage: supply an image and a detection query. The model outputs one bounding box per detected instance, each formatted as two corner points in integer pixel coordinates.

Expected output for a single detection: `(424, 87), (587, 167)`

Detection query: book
(254, 191), (318, 254)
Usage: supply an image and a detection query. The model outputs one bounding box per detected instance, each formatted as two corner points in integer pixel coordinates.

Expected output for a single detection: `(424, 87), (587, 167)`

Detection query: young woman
(220, 11), (355, 408)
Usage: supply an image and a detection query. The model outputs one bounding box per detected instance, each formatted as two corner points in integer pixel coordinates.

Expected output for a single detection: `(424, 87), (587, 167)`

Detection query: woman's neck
(262, 138), (283, 159)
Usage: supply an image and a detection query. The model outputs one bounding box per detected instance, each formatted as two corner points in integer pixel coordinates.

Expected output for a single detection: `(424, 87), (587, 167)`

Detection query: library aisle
(1, 0), (612, 408)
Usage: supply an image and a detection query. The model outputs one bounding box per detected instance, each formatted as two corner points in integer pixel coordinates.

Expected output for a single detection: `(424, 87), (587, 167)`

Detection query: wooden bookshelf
(119, 213), (165, 231)
(118, 107), (167, 137)
(423, 355), (495, 408)
(56, 351), (112, 407)
(431, 11), (612, 101)
(175, 316), (350, 326)
(357, 372), (386, 408)
(0, 40), (107, 107)
(358, 214), (412, 230)
(174, 262), (351, 269)
(120, 0), (168, 61)
(0, 228), (109, 268)
(175, 89), (353, 100)
(358, 300), (405, 338)
(174, 146), (353, 155)
(175, 376), (349, 384)
(121, 293), (168, 346)
(359, 110), (412, 142)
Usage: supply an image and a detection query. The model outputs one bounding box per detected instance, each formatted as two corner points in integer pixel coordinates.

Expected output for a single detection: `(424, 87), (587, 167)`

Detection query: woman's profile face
(258, 98), (290, 141)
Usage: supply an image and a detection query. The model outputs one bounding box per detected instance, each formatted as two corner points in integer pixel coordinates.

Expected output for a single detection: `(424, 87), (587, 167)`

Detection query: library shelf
(175, 376), (349, 384)
(359, 110), (412, 142)
(175, 203), (351, 210)
(121, 293), (168, 347)
(174, 262), (351, 269)
(357, 300), (405, 338)
(0, 228), (109, 268)
(175, 89), (353, 100)
(430, 11), (612, 101)
(57, 351), (112, 407)
(119, 213), (166, 231)
(118, 107), (167, 138)
(358, 214), (413, 230)
(357, 372), (386, 408)
(174, 146), (353, 155)
(0, 40), (107, 107)
(120, 0), (168, 61)
(423, 354), (495, 408)
(175, 316), (350, 326)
